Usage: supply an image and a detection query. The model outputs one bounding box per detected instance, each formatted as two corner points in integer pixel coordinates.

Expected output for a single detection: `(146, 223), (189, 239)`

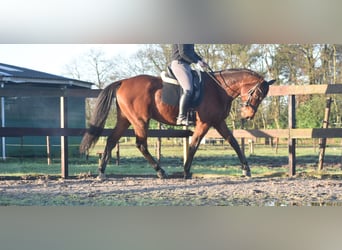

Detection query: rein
(205, 67), (239, 95)
(205, 66), (226, 88)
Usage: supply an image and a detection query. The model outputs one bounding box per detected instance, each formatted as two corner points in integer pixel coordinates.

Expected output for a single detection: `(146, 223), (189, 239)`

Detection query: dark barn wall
(4, 96), (86, 157)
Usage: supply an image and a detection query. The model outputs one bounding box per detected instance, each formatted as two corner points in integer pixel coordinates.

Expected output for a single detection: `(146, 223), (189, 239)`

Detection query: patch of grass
(1, 142), (341, 178)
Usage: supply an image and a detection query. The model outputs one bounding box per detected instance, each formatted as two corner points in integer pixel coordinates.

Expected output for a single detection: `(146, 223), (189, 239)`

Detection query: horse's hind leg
(134, 123), (167, 179)
(214, 121), (251, 177)
(98, 118), (130, 180)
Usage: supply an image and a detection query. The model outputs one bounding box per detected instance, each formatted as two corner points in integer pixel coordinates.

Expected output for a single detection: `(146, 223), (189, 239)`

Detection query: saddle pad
(161, 82), (181, 106)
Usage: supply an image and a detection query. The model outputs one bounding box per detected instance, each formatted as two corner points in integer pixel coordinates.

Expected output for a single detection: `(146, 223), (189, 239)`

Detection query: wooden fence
(237, 84), (342, 176)
(0, 86), (194, 178)
(1, 84), (342, 178)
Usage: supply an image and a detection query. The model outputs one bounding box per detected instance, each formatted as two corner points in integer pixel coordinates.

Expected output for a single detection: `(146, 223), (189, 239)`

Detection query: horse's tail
(79, 81), (121, 153)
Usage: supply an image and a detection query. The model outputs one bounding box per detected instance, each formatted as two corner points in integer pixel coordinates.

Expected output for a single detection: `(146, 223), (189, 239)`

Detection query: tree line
(65, 44), (342, 130)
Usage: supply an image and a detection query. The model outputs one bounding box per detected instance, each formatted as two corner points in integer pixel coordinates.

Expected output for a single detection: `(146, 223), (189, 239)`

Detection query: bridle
(204, 68), (266, 111)
(240, 82), (265, 112)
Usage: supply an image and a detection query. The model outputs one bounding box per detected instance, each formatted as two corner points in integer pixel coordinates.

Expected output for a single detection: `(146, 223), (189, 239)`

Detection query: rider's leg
(170, 60), (193, 125)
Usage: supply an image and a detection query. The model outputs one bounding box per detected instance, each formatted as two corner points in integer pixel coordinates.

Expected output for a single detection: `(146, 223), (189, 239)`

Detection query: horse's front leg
(183, 124), (209, 179)
(214, 121), (251, 177)
(183, 143), (198, 179)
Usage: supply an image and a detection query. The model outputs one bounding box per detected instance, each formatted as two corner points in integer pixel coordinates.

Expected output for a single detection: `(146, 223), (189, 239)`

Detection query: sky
(0, 44), (141, 76)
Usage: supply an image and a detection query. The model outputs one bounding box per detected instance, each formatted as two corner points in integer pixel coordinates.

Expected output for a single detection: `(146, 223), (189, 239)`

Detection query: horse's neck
(213, 72), (241, 99)
(221, 81), (241, 99)
(230, 84), (242, 99)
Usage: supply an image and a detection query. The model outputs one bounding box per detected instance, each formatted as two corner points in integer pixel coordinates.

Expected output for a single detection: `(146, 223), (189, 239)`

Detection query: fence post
(60, 95), (68, 178)
(1, 89), (6, 160)
(318, 97), (333, 170)
(241, 119), (246, 155)
(183, 126), (189, 165)
(115, 143), (120, 165)
(156, 122), (161, 163)
(46, 136), (51, 165)
(288, 94), (296, 176)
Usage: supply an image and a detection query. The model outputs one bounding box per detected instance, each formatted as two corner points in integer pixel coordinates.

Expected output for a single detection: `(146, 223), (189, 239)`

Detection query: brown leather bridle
(205, 69), (266, 111)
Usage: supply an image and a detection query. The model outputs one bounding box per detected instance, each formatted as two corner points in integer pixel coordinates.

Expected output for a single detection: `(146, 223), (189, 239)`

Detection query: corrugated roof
(0, 62), (93, 88)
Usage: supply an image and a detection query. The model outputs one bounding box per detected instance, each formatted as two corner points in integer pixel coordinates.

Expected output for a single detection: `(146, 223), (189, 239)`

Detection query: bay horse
(80, 68), (275, 179)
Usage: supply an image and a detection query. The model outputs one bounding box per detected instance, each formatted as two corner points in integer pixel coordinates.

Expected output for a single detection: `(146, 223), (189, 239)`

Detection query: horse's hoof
(157, 169), (168, 179)
(96, 173), (106, 181)
(183, 172), (192, 179)
(242, 170), (251, 178)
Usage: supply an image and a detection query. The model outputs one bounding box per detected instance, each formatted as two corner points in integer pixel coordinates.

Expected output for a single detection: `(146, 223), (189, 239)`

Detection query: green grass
(0, 140), (341, 178)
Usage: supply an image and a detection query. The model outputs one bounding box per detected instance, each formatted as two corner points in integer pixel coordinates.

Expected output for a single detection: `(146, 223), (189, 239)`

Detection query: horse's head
(240, 79), (275, 120)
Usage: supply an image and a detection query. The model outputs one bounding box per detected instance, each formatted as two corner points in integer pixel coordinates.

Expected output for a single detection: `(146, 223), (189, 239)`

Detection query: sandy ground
(1, 175), (342, 206)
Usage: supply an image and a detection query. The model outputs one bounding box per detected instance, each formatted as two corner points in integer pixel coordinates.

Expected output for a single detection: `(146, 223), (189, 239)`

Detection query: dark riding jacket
(171, 44), (202, 64)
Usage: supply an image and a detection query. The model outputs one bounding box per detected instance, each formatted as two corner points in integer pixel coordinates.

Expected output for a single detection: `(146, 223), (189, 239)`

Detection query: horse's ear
(268, 79), (276, 85)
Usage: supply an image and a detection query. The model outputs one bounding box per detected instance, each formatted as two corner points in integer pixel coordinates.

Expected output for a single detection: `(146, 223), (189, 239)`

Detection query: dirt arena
(1, 174), (342, 206)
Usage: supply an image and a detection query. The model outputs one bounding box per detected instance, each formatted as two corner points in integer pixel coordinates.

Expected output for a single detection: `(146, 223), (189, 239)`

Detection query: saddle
(160, 66), (204, 108)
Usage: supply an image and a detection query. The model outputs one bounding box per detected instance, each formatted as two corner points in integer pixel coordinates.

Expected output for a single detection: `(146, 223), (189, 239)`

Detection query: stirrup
(176, 117), (194, 126)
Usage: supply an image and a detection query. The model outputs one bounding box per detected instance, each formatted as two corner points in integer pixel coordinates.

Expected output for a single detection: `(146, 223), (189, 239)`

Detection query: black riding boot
(177, 90), (193, 126)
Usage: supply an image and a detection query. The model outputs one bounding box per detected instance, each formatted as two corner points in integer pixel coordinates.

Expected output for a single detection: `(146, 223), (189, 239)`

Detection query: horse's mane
(213, 68), (264, 85)
(218, 68), (263, 77)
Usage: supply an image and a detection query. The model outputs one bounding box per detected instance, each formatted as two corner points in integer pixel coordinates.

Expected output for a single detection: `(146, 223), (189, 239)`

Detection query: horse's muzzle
(241, 106), (255, 120)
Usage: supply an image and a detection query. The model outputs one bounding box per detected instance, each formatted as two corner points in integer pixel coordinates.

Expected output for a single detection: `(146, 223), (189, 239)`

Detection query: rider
(170, 44), (208, 125)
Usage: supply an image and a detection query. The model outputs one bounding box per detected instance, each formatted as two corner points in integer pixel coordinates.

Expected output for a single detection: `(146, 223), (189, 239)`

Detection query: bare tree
(64, 48), (116, 89)
(127, 44), (171, 75)
(64, 48), (120, 126)
(85, 49), (116, 89)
